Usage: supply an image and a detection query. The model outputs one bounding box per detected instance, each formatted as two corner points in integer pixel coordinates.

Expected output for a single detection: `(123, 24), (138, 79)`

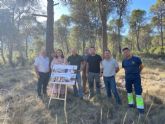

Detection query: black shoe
(80, 96), (84, 100)
(107, 95), (112, 98)
(128, 104), (135, 108)
(117, 101), (122, 105)
(138, 109), (144, 114)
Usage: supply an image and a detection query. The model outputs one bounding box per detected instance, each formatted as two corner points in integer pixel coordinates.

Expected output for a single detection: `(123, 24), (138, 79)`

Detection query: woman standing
(50, 49), (66, 96)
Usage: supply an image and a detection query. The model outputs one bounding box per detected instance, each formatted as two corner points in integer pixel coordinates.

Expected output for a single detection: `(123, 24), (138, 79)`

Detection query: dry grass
(0, 60), (165, 124)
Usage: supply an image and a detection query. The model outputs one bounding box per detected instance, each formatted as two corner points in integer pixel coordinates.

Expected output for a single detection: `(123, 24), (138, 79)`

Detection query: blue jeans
(103, 76), (121, 104)
(73, 73), (83, 97)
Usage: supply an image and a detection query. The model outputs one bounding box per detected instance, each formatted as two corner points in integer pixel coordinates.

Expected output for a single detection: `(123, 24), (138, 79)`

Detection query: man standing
(101, 50), (121, 104)
(34, 48), (50, 99)
(67, 48), (84, 99)
(122, 47), (144, 113)
(82, 48), (90, 94)
(86, 47), (102, 98)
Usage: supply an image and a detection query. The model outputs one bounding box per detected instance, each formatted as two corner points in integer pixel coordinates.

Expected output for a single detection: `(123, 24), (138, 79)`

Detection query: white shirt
(101, 58), (119, 77)
(34, 55), (50, 73)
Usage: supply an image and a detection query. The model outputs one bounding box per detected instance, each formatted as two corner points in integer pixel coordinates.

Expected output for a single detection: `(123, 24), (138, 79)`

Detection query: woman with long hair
(50, 49), (66, 96)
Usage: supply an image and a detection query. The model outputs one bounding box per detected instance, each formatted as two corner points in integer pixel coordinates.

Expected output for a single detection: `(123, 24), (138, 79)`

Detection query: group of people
(34, 47), (145, 114)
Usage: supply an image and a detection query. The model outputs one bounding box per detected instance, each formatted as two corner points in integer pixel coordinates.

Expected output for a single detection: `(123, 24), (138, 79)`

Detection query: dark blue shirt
(82, 54), (89, 62)
(122, 56), (142, 78)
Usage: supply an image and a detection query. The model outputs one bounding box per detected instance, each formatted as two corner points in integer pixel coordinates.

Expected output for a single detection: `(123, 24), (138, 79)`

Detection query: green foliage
(129, 9), (146, 31)
(54, 15), (71, 53)
(148, 46), (165, 54)
(34, 39), (44, 53)
(0, 0), (165, 66)
(28, 49), (36, 63)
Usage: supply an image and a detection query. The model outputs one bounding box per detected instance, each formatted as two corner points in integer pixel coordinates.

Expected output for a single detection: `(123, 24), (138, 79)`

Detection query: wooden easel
(48, 82), (68, 109)
(48, 65), (77, 124)
(48, 82), (74, 124)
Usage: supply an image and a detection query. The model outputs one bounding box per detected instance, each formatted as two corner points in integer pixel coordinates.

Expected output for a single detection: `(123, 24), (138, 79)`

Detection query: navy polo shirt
(122, 56), (142, 78)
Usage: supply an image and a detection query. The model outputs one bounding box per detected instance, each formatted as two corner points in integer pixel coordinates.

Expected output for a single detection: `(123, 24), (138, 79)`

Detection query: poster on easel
(50, 64), (77, 85)
(48, 64), (78, 108)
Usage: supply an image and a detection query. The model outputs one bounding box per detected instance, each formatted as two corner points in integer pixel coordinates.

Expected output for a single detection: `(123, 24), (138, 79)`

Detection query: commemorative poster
(50, 64), (77, 85)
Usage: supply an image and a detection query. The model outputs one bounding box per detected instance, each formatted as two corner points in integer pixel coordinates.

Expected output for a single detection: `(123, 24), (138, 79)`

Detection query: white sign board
(50, 64), (77, 85)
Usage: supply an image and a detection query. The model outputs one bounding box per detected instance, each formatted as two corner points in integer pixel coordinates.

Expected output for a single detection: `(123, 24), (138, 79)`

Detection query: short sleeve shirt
(122, 56), (142, 78)
(101, 58), (119, 77)
(67, 54), (83, 70)
(87, 54), (102, 73)
(51, 57), (65, 69)
(34, 55), (50, 73)
(82, 54), (89, 62)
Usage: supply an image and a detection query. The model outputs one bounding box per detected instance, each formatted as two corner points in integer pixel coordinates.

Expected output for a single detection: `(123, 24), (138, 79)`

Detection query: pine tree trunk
(8, 41), (14, 67)
(117, 27), (122, 54)
(25, 36), (28, 59)
(64, 35), (69, 53)
(102, 16), (107, 52)
(82, 40), (86, 54)
(99, 0), (108, 53)
(160, 13), (164, 54)
(46, 0), (54, 60)
(117, 16), (122, 55)
(136, 29), (141, 51)
(0, 40), (6, 64)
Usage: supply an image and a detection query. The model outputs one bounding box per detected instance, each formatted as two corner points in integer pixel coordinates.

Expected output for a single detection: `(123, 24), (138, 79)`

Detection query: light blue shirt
(34, 55), (50, 73)
(101, 58), (119, 77)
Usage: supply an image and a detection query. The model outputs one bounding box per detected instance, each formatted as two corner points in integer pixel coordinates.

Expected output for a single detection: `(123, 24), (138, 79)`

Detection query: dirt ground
(0, 59), (165, 124)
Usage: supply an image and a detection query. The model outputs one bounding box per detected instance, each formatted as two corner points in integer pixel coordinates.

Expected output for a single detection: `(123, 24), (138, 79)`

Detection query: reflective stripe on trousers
(127, 93), (134, 105)
(136, 95), (144, 109)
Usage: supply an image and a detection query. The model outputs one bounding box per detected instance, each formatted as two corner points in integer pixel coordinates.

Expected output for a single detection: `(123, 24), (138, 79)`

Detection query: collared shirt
(34, 55), (50, 73)
(122, 56), (142, 78)
(101, 58), (119, 77)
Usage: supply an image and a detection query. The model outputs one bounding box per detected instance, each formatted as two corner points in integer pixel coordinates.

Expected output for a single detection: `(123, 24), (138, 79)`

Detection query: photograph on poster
(50, 65), (77, 85)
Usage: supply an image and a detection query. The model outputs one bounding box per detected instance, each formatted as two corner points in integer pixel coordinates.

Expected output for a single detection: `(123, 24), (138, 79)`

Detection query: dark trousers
(103, 76), (121, 104)
(125, 76), (142, 95)
(88, 72), (101, 97)
(73, 72), (83, 97)
(37, 72), (50, 96)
